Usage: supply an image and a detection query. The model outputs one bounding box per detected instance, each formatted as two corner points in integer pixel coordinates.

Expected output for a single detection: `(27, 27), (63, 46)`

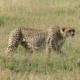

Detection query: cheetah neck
(60, 29), (67, 39)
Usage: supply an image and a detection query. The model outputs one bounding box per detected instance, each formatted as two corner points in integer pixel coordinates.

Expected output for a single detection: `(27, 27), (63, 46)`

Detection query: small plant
(0, 16), (4, 26)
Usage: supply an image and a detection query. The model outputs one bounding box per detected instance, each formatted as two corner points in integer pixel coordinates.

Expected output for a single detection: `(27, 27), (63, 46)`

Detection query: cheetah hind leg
(5, 41), (19, 53)
(5, 28), (21, 53)
(5, 35), (20, 53)
(20, 41), (33, 55)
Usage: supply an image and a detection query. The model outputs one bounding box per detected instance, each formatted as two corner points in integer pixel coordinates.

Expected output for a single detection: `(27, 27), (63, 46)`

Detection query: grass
(0, 0), (80, 80)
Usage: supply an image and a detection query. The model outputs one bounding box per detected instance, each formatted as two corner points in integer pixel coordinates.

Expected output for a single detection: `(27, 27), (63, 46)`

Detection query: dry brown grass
(0, 0), (80, 80)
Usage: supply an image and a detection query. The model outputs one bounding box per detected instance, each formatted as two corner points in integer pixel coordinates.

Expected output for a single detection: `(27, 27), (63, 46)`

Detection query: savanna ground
(0, 0), (80, 80)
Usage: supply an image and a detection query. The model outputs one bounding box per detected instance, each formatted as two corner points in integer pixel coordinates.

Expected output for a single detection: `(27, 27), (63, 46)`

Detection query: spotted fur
(5, 25), (75, 55)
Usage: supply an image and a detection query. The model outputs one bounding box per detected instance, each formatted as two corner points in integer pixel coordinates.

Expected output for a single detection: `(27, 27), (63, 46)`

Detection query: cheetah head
(60, 27), (75, 38)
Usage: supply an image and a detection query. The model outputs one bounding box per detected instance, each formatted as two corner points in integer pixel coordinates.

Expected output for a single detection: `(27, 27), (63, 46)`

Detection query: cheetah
(5, 25), (75, 55)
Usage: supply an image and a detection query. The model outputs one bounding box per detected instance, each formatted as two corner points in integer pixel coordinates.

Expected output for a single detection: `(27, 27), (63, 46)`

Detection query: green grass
(0, 0), (80, 80)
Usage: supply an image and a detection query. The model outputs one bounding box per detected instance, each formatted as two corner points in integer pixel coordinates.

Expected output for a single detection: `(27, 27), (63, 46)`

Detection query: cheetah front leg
(56, 50), (64, 55)
(46, 47), (51, 55)
(46, 38), (53, 56)
(53, 47), (65, 56)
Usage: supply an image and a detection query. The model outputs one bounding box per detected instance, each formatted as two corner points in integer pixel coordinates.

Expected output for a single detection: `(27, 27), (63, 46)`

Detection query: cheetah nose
(72, 34), (74, 37)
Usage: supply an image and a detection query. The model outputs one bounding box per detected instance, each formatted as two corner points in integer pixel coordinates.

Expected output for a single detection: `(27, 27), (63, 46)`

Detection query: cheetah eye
(68, 30), (71, 32)
(73, 30), (75, 32)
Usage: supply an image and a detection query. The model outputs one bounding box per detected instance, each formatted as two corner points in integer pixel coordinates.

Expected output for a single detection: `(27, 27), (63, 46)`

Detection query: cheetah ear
(62, 27), (65, 32)
(60, 27), (65, 34)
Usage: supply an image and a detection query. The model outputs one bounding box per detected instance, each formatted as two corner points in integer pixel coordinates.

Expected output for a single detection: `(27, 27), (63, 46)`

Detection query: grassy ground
(0, 0), (80, 80)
